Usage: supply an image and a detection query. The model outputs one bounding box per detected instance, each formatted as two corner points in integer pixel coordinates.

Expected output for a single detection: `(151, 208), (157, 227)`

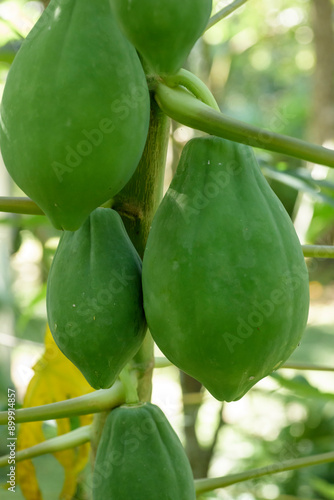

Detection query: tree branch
(155, 84), (334, 168)
(0, 383), (124, 425)
(195, 451), (334, 493)
(207, 0), (251, 30)
(0, 425), (91, 467)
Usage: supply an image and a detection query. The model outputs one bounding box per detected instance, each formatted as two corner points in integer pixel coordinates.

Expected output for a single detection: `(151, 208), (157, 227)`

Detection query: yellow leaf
(17, 326), (94, 500)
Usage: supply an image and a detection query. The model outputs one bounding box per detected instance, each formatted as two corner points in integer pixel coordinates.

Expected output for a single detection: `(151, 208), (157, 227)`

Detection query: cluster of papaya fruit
(0, 0), (309, 496)
(0, 0), (212, 231)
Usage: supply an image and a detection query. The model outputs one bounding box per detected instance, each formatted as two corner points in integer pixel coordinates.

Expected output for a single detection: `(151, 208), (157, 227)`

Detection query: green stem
(302, 244), (334, 258)
(113, 96), (170, 403)
(0, 382), (125, 425)
(91, 96), (170, 458)
(162, 69), (220, 111)
(155, 357), (334, 373)
(113, 96), (170, 259)
(283, 362), (334, 372)
(0, 197), (43, 215)
(0, 360), (332, 427)
(0, 425), (91, 467)
(0, 203), (333, 261)
(195, 451), (334, 494)
(119, 367), (139, 404)
(154, 357), (173, 369)
(206, 0), (251, 30)
(155, 83), (334, 168)
(90, 411), (109, 464)
(0, 200), (332, 262)
(132, 331), (155, 402)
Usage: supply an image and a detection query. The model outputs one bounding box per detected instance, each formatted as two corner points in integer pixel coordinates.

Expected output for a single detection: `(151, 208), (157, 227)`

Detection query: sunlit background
(0, 0), (333, 499)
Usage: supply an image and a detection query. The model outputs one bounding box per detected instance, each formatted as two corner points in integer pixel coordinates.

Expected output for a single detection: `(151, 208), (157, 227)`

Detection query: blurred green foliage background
(0, 0), (333, 498)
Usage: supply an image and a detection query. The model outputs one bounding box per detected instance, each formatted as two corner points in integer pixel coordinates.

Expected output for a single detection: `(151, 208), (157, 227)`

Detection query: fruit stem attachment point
(119, 366), (139, 405)
(206, 0), (250, 31)
(154, 83), (334, 168)
(161, 69), (220, 111)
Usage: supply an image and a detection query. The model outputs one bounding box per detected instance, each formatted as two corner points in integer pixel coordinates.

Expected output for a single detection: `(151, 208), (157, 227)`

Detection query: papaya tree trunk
(113, 96), (170, 402)
(90, 97), (170, 460)
(306, 0), (334, 279)
(180, 372), (224, 478)
(113, 97), (170, 260)
(310, 0), (334, 144)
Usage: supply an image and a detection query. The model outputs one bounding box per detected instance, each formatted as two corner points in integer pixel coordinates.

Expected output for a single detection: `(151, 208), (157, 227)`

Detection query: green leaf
(271, 373), (334, 400)
(262, 166), (334, 208)
(310, 476), (334, 499)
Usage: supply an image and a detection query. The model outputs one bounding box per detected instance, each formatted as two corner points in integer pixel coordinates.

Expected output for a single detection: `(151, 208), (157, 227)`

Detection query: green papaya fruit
(93, 402), (196, 499)
(111, 0), (212, 75)
(47, 208), (146, 389)
(0, 0), (150, 231)
(142, 137), (310, 402)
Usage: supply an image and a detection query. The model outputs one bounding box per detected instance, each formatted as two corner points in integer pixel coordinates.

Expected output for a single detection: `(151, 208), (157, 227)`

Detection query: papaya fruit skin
(0, 0), (150, 231)
(111, 0), (212, 75)
(93, 403), (196, 500)
(47, 208), (146, 389)
(142, 137), (310, 402)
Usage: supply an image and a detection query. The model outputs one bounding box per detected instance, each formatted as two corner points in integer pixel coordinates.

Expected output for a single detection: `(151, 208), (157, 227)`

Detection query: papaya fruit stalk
(154, 81), (334, 168)
(90, 97), (170, 458)
(112, 96), (170, 401)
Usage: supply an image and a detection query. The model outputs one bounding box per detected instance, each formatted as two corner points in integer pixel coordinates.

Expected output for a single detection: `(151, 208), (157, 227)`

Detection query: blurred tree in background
(0, 1), (333, 498)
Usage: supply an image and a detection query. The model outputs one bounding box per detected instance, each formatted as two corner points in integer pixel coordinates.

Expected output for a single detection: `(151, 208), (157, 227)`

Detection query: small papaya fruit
(47, 208), (146, 390)
(93, 402), (196, 499)
(111, 0), (213, 75)
(142, 137), (310, 402)
(0, 0), (150, 231)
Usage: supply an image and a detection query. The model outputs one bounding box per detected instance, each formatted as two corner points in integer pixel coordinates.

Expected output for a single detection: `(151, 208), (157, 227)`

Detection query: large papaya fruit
(0, 0), (150, 231)
(111, 0), (212, 75)
(142, 137), (310, 402)
(47, 208), (146, 389)
(93, 402), (196, 499)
